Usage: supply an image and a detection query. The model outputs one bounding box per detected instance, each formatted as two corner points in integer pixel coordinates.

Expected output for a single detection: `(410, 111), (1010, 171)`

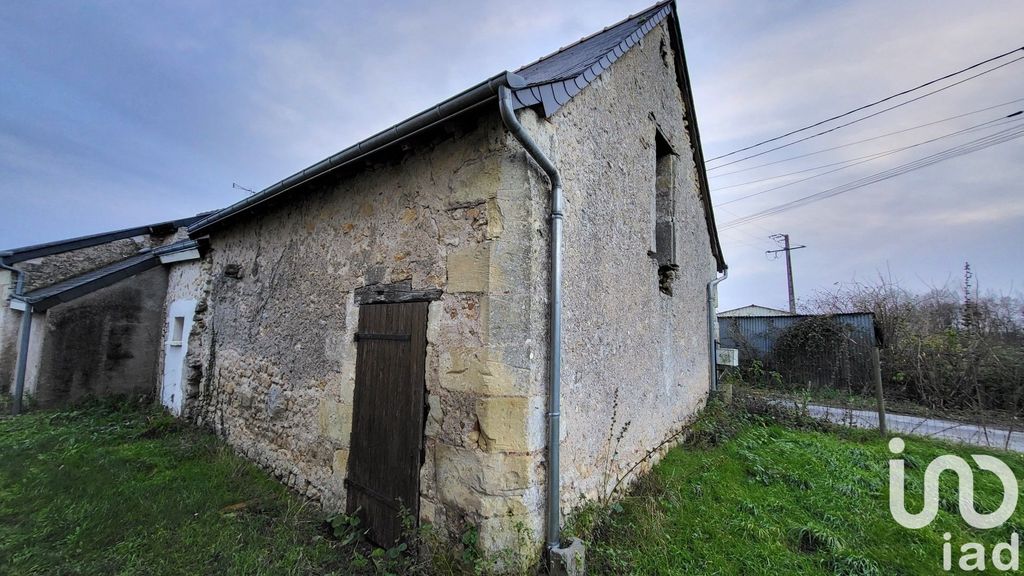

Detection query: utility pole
(766, 234), (806, 313)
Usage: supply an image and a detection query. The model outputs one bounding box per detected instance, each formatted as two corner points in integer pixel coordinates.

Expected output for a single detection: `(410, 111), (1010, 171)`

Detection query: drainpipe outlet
(548, 537), (586, 576)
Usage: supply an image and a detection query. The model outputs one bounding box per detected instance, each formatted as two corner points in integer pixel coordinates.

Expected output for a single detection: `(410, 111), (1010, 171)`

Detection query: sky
(1, 0), (1022, 311)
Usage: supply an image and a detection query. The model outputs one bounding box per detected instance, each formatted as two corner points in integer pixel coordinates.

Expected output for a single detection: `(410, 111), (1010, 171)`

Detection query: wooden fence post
(871, 345), (887, 435)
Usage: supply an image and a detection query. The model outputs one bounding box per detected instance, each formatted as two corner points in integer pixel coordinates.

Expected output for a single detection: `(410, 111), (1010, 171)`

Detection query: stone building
(170, 0), (725, 561)
(0, 216), (205, 408)
(3, 0), (727, 564)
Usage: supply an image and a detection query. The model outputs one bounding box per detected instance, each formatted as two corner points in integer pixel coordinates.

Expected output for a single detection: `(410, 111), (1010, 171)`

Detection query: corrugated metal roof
(15, 239), (197, 311)
(719, 304), (796, 317)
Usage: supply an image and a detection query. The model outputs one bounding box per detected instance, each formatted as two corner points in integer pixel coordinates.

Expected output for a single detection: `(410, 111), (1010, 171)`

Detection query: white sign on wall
(716, 347), (739, 367)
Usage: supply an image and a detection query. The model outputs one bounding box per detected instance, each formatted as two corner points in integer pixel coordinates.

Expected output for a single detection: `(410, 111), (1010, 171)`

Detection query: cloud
(0, 0), (1020, 307)
(689, 0), (1024, 309)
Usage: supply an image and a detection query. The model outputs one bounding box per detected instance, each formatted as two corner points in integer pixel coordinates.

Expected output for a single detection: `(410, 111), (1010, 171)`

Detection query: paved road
(779, 401), (1024, 453)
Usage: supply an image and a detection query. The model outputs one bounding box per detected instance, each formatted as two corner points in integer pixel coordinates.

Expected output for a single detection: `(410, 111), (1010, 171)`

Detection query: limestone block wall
(430, 118), (552, 554)
(191, 112), (546, 554)
(185, 21), (717, 558)
(540, 21), (717, 510)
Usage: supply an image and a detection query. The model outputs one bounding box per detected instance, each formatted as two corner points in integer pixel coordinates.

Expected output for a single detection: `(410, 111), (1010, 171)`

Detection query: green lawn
(4, 402), (1022, 575)
(0, 403), (353, 575)
(575, 409), (1024, 575)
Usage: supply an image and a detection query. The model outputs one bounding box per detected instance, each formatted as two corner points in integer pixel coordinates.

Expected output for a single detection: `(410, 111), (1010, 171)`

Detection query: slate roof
(189, 0), (725, 270)
(16, 239), (198, 311)
(511, 3), (672, 116)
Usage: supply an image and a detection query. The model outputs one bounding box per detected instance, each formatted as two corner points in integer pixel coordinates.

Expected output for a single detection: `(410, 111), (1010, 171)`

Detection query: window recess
(653, 129), (678, 295)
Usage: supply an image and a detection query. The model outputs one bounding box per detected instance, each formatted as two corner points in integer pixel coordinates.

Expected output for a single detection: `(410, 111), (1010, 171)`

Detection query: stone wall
(186, 19), (717, 561)
(191, 111), (545, 556)
(31, 266), (169, 407)
(432, 111), (551, 554)
(156, 257), (214, 417)
(18, 236), (158, 293)
(538, 21), (716, 510)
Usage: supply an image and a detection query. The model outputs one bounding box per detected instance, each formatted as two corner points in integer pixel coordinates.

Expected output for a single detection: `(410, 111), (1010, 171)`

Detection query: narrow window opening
(654, 129), (678, 295)
(170, 316), (185, 346)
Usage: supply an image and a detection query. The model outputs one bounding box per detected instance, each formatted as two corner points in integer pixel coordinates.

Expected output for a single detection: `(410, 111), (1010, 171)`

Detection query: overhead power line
(721, 124), (1024, 229)
(720, 123), (1024, 230)
(707, 55), (1024, 171)
(709, 97), (1024, 179)
(712, 112), (1022, 201)
(706, 45), (1024, 163)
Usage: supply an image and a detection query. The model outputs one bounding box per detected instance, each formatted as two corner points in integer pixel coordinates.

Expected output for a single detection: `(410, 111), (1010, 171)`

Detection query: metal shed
(718, 312), (880, 392)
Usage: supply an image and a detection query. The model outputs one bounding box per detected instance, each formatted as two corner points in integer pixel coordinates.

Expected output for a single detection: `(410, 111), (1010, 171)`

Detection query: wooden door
(346, 301), (429, 545)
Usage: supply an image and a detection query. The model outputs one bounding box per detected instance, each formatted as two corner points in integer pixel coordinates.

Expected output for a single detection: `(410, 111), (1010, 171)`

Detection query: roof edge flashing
(505, 71), (527, 89)
(663, 2), (726, 271)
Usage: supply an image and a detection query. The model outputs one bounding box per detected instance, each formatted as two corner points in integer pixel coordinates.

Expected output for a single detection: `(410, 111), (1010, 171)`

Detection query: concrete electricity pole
(766, 234), (806, 313)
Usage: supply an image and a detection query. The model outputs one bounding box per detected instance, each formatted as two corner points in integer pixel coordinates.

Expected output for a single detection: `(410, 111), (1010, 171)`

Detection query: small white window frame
(169, 316), (185, 347)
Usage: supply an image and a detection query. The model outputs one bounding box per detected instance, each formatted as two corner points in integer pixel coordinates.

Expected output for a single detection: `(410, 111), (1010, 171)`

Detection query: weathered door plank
(346, 301), (428, 545)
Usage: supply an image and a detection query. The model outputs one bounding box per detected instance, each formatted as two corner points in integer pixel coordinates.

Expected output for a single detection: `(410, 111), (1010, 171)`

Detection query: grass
(6, 398), (1023, 575)
(0, 401), (355, 575)
(0, 401), (515, 576)
(572, 401), (1024, 575)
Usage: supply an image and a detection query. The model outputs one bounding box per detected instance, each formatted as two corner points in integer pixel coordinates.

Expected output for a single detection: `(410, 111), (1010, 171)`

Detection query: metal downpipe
(12, 300), (31, 415)
(2, 262), (30, 415)
(497, 86), (564, 550)
(707, 267), (728, 392)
